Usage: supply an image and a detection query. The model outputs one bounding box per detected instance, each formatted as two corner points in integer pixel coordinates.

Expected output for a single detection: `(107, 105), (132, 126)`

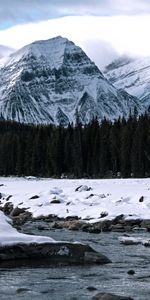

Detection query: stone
(86, 194), (95, 199)
(99, 211), (108, 218)
(82, 220), (112, 233)
(86, 227), (101, 234)
(12, 211), (32, 226)
(142, 240), (150, 247)
(87, 286), (97, 291)
(50, 199), (61, 204)
(3, 202), (14, 215)
(75, 185), (92, 192)
(0, 242), (111, 266)
(10, 207), (27, 217)
(112, 214), (125, 224)
(92, 292), (134, 300)
(111, 224), (125, 232)
(34, 214), (60, 222)
(141, 220), (150, 231)
(132, 226), (146, 232)
(100, 220), (112, 232)
(65, 216), (79, 221)
(29, 195), (39, 199)
(6, 195), (12, 201)
(128, 270), (135, 275)
(16, 288), (31, 294)
(66, 220), (84, 231)
(139, 196), (144, 202)
(51, 222), (64, 229)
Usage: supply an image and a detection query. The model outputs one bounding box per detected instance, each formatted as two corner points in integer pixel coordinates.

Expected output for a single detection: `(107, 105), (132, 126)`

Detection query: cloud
(1, 15), (150, 69)
(1, 0), (150, 29)
(81, 40), (119, 68)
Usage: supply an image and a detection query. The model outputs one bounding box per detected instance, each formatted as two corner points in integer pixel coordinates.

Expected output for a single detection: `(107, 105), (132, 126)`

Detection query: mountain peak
(0, 37), (142, 125)
(6, 36), (70, 69)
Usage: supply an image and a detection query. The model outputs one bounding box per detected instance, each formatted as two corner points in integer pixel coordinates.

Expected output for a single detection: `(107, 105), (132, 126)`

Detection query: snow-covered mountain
(0, 45), (15, 68)
(0, 45), (15, 58)
(0, 37), (142, 125)
(104, 55), (150, 109)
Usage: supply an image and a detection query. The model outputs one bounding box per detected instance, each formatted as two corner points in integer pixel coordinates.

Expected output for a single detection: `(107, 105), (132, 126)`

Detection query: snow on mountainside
(0, 45), (15, 58)
(0, 45), (15, 67)
(0, 37), (142, 125)
(104, 55), (150, 109)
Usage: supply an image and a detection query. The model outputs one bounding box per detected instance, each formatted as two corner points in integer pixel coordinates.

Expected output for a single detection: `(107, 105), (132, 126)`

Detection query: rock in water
(92, 292), (134, 300)
(0, 242), (111, 267)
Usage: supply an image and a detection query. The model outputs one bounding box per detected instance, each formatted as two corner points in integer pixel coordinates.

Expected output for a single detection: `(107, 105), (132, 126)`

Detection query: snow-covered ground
(0, 177), (150, 222)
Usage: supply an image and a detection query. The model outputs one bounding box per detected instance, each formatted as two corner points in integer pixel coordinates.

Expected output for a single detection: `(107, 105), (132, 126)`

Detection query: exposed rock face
(92, 292), (134, 300)
(0, 242), (111, 266)
(0, 37), (141, 125)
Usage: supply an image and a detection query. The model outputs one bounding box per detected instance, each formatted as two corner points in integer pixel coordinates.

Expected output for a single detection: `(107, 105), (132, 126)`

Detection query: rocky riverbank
(2, 201), (150, 234)
(0, 208), (111, 267)
(1, 177), (150, 237)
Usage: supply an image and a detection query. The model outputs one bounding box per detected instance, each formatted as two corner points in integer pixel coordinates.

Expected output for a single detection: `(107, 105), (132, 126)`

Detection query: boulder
(127, 270), (135, 275)
(75, 185), (92, 192)
(92, 292), (134, 300)
(112, 214), (125, 224)
(6, 195), (12, 201)
(139, 196), (144, 202)
(51, 221), (64, 229)
(0, 242), (111, 267)
(111, 224), (125, 232)
(12, 211), (32, 226)
(65, 216), (80, 221)
(3, 202), (14, 215)
(50, 199), (61, 204)
(141, 220), (150, 231)
(65, 220), (84, 231)
(29, 195), (39, 200)
(10, 207), (27, 217)
(99, 211), (108, 218)
(87, 287), (97, 291)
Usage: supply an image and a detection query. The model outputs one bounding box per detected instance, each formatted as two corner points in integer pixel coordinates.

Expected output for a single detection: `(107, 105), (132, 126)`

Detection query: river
(0, 226), (150, 300)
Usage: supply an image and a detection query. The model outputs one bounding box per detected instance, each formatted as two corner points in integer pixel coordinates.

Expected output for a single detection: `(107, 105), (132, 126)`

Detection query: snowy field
(0, 177), (150, 222)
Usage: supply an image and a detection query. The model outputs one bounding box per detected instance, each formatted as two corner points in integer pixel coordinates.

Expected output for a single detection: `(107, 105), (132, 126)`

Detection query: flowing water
(0, 226), (150, 300)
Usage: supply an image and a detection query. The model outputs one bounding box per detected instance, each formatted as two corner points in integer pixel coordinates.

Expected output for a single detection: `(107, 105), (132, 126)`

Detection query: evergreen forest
(0, 113), (150, 178)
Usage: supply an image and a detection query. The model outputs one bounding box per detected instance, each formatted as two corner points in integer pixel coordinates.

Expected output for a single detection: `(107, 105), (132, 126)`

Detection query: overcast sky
(0, 0), (150, 68)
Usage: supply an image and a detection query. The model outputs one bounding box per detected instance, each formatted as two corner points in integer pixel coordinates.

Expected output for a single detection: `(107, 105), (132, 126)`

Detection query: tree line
(0, 113), (150, 178)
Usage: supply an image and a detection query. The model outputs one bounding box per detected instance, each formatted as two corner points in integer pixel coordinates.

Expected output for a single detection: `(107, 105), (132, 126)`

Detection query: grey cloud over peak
(0, 0), (150, 29)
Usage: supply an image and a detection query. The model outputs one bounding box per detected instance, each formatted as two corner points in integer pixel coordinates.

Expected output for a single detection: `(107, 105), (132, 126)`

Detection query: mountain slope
(104, 55), (150, 109)
(0, 37), (142, 125)
(0, 45), (15, 58)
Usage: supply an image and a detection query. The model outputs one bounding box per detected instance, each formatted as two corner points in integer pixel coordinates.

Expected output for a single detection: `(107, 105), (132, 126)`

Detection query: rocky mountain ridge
(0, 37), (142, 125)
(104, 55), (150, 109)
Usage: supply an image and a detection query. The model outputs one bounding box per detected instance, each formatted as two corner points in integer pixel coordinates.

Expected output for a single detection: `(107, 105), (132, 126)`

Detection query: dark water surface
(0, 228), (150, 300)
